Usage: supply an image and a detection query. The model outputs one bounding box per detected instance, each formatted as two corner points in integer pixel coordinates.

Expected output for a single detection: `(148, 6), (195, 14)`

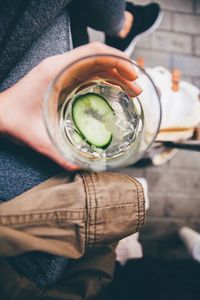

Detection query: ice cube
(112, 101), (123, 112)
(105, 145), (120, 157)
(64, 120), (74, 131)
(93, 83), (119, 100)
(118, 92), (130, 109)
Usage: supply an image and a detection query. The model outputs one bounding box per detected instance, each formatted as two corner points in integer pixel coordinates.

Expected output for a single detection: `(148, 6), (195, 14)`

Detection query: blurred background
(129, 0), (200, 261)
(132, 0), (200, 89)
(90, 0), (200, 261)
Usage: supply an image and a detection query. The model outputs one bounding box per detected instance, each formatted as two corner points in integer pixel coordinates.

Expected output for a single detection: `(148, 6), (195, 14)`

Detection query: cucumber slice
(72, 93), (115, 148)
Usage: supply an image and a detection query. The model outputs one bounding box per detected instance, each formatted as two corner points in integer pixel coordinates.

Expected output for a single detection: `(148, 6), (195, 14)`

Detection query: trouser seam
(89, 172), (98, 248)
(85, 171), (96, 249)
(123, 175), (145, 231)
(0, 211), (85, 226)
(80, 171), (90, 252)
(83, 171), (98, 250)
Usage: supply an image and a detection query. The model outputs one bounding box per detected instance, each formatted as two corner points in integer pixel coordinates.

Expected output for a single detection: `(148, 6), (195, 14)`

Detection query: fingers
(55, 62), (141, 98)
(53, 47), (140, 96)
(93, 54), (138, 81)
(98, 69), (142, 96)
(52, 42), (138, 81)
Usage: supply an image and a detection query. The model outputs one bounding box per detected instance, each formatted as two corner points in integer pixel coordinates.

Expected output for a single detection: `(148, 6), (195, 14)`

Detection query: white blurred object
(136, 177), (149, 210)
(179, 227), (200, 263)
(151, 147), (178, 166)
(136, 64), (200, 165)
(116, 232), (143, 266)
(87, 27), (105, 43)
(146, 66), (200, 142)
(115, 177), (148, 266)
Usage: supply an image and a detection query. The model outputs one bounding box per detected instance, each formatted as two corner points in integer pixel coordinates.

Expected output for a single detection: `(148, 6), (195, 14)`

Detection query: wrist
(0, 92), (6, 133)
(0, 89), (13, 134)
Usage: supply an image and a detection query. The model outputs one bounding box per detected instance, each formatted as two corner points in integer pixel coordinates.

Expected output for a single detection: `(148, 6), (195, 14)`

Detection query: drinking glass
(44, 54), (161, 171)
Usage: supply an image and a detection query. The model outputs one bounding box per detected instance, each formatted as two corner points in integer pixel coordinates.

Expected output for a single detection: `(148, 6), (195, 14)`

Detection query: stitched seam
(135, 178), (146, 231)
(126, 176), (145, 231)
(79, 172), (88, 252)
(123, 175), (145, 231)
(89, 172), (98, 248)
(136, 178), (140, 232)
(85, 171), (92, 249)
(80, 172), (90, 251)
(85, 171), (95, 249)
(0, 208), (88, 216)
(123, 175), (140, 232)
(0, 210), (84, 217)
(0, 218), (83, 226)
(0, 202), (135, 217)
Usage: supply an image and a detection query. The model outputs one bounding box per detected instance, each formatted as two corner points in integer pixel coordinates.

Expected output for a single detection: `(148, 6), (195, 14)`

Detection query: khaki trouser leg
(0, 171), (145, 299)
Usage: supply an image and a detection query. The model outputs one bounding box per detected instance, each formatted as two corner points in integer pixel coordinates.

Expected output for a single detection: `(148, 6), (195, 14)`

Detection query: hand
(0, 42), (141, 170)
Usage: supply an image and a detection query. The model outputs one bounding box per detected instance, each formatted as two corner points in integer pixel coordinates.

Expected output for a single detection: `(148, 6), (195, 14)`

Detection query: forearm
(0, 85), (20, 137)
(0, 90), (9, 134)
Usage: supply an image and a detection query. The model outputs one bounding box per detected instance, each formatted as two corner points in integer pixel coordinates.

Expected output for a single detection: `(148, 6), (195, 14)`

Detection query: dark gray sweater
(0, 1), (73, 287)
(0, 0), (125, 287)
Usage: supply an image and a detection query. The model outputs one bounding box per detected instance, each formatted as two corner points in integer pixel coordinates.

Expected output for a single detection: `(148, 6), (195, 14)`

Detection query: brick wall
(119, 148), (200, 260)
(89, 0), (200, 259)
(132, 0), (200, 88)
(127, 0), (200, 259)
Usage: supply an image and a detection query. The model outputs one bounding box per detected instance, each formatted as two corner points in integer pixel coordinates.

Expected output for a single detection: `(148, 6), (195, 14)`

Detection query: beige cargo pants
(0, 171), (145, 299)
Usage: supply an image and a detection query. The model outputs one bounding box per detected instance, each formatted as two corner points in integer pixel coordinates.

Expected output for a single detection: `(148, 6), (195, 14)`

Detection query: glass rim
(43, 53), (162, 169)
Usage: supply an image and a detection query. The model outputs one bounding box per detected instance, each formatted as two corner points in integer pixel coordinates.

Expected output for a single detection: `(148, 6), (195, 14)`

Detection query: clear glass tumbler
(44, 54), (161, 171)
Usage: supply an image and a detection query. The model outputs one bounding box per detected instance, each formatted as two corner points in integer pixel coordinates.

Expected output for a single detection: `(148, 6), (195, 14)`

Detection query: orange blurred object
(171, 69), (181, 92)
(136, 57), (145, 69)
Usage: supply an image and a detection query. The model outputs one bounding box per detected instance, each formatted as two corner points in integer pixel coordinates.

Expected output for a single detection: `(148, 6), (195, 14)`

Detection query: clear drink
(59, 80), (144, 163)
(44, 55), (161, 170)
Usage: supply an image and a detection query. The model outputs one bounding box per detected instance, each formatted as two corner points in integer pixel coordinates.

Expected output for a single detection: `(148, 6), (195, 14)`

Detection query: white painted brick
(148, 193), (166, 217)
(159, 11), (172, 30)
(88, 28), (104, 43)
(134, 35), (151, 49)
(169, 151), (200, 169)
(145, 167), (200, 194)
(131, 0), (192, 13)
(132, 49), (171, 68)
(166, 195), (200, 217)
(152, 31), (192, 54)
(173, 13), (200, 34)
(181, 75), (196, 85)
(194, 77), (200, 88)
(172, 54), (200, 76)
(194, 36), (200, 56)
(118, 167), (145, 178)
(158, 0), (193, 13)
(195, 0), (200, 14)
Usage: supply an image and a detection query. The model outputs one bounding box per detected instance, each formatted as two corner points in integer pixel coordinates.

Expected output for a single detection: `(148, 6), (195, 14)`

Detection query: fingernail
(130, 82), (143, 96)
